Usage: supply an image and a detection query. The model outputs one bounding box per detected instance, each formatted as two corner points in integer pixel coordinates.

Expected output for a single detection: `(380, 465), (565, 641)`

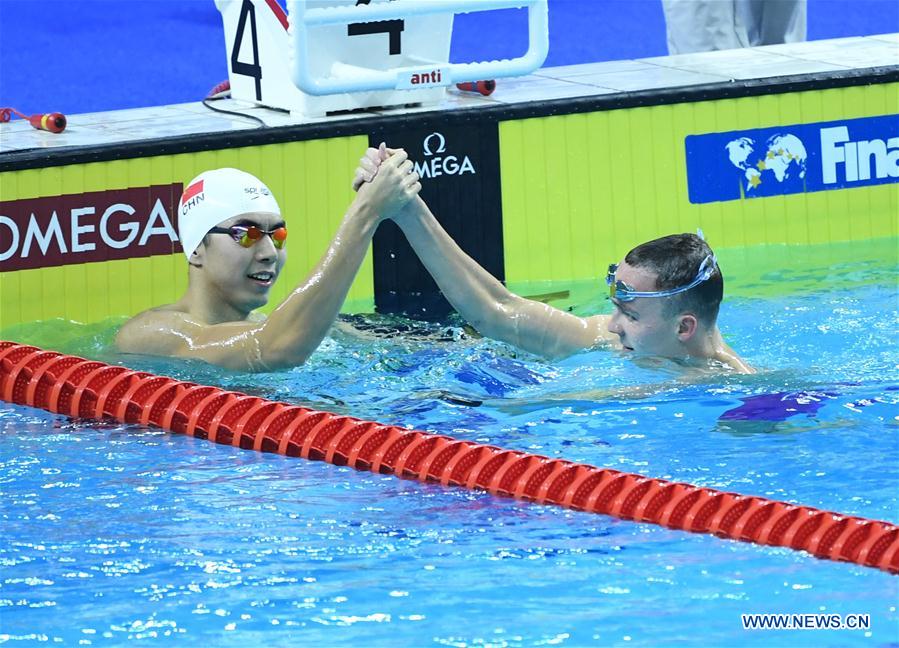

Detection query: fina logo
(820, 126), (899, 184)
(726, 127), (899, 194)
(725, 133), (808, 194)
(415, 132), (476, 179)
(685, 114), (899, 204)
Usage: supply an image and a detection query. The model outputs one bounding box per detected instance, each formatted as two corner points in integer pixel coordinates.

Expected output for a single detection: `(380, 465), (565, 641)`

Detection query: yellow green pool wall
(499, 83), (898, 293)
(1, 82), (896, 330)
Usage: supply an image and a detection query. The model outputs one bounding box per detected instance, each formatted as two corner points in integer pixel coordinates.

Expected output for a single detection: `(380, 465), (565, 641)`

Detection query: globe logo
(725, 133), (808, 194)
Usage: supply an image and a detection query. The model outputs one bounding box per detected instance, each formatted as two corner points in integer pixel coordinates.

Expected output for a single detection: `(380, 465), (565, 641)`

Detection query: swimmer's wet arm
(116, 154), (419, 371)
(251, 151), (420, 365)
(394, 197), (612, 358)
(260, 207), (381, 366)
(501, 302), (614, 358)
(246, 160), (418, 367)
(115, 203), (382, 370)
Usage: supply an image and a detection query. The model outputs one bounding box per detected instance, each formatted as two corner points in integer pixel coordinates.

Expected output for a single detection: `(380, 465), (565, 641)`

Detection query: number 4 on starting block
(216, 0), (548, 117)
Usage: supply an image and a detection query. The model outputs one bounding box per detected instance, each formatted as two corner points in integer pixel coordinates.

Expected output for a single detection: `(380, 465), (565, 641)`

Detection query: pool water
(1, 240), (897, 646)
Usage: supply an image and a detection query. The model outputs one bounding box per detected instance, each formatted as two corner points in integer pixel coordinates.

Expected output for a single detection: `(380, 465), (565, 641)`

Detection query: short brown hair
(624, 233), (723, 325)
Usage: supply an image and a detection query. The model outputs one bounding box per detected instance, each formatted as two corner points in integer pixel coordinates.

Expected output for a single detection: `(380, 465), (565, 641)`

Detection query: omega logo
(415, 132), (475, 179)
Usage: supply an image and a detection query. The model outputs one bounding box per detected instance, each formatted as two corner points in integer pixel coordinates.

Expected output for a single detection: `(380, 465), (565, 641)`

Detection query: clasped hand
(354, 143), (420, 219)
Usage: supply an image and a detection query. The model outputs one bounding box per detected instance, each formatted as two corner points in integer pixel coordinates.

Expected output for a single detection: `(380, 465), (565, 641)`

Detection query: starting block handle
(289, 0), (549, 96)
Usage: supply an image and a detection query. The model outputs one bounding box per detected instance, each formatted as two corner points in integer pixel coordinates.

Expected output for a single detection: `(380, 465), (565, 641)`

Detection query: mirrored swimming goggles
(208, 225), (288, 249)
(607, 254), (717, 302)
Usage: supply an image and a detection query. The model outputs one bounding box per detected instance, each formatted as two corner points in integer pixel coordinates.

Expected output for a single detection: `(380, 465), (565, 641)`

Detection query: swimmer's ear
(676, 314), (698, 341)
(188, 241), (206, 268)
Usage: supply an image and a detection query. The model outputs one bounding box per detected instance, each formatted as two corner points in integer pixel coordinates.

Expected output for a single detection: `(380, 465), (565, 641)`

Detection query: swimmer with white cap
(116, 151), (420, 371)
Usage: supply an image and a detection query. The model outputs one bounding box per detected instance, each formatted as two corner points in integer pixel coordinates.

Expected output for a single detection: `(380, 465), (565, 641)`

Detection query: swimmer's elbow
(514, 300), (590, 359)
(256, 331), (314, 371)
(114, 317), (142, 350)
(260, 350), (310, 372)
(465, 296), (520, 345)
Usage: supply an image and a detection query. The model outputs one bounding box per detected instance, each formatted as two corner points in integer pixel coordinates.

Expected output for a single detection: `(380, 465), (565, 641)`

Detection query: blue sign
(685, 114), (899, 204)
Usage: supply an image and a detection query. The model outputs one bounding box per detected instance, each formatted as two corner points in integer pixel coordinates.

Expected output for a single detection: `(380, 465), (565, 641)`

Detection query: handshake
(352, 142), (401, 191)
(350, 143), (422, 221)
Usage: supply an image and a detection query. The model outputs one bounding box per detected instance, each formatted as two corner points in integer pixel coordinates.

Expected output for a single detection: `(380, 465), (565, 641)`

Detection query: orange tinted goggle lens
(271, 227), (287, 246)
(238, 227), (261, 247)
(238, 226), (287, 249)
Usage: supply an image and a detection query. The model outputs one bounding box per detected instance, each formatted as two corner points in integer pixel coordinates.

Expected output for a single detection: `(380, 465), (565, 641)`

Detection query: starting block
(216, 0), (548, 117)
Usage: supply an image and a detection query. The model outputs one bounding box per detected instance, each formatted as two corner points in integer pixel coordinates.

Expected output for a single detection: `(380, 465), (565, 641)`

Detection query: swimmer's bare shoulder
(116, 302), (265, 352)
(714, 342), (756, 374)
(116, 302), (278, 371)
(116, 304), (207, 357)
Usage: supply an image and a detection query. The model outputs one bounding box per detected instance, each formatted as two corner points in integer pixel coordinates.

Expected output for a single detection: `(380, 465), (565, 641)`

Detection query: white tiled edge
(1, 34), (895, 155)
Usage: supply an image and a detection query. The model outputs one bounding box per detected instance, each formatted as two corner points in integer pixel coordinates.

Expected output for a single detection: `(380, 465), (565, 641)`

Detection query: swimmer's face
(606, 261), (691, 358)
(197, 211), (287, 315)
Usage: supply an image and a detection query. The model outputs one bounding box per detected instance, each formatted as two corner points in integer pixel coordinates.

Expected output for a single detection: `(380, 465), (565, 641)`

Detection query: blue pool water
(1, 241), (897, 646)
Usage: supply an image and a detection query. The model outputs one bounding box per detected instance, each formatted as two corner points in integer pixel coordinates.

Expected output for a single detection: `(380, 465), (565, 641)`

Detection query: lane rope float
(1, 340), (896, 574)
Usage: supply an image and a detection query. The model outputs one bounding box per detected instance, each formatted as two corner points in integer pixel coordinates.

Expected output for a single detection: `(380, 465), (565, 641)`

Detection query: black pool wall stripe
(368, 121), (505, 320)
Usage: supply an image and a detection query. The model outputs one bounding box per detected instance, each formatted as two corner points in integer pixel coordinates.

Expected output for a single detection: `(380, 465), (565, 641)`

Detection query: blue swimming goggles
(607, 254), (717, 302)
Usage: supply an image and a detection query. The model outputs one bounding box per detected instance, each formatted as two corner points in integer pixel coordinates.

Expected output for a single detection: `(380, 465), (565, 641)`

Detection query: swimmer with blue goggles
(607, 254), (717, 302)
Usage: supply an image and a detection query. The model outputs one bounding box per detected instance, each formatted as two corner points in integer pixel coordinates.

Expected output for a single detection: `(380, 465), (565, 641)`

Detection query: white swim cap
(177, 168), (281, 260)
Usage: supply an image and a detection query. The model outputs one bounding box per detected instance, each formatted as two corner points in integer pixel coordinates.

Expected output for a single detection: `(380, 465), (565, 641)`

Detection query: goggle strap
(607, 254), (716, 301)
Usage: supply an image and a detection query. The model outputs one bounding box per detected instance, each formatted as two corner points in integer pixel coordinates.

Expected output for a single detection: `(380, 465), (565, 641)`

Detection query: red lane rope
(1, 340), (896, 574)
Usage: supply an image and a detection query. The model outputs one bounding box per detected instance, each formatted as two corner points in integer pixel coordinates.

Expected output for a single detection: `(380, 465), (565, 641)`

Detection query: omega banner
(369, 121), (504, 319)
(0, 185), (183, 272)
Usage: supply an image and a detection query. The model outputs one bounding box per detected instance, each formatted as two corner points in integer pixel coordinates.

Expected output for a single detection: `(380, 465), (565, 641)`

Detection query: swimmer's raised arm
(356, 147), (752, 372)
(117, 153), (420, 371)
(391, 196), (615, 358)
(353, 146), (614, 358)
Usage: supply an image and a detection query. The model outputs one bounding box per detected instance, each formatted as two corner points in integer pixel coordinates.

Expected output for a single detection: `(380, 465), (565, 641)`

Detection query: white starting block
(216, 0), (548, 117)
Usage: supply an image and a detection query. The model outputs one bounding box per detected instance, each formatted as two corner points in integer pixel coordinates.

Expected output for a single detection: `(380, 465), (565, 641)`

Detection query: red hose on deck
(1, 340), (897, 574)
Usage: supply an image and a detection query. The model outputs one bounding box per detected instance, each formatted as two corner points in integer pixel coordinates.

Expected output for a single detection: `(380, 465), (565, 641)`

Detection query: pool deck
(0, 33), (896, 157)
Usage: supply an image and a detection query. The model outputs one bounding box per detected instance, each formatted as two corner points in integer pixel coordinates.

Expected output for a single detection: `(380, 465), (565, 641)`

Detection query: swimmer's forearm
(260, 201), (378, 366)
(395, 197), (515, 320)
(394, 198), (594, 357)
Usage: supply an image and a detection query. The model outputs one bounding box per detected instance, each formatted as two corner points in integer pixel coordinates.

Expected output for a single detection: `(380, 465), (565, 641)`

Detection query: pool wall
(0, 70), (896, 329)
